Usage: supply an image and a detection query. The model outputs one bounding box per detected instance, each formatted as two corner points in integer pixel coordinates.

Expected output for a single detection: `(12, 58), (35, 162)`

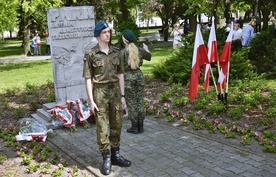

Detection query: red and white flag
(217, 23), (234, 90)
(204, 20), (218, 92)
(188, 24), (209, 101)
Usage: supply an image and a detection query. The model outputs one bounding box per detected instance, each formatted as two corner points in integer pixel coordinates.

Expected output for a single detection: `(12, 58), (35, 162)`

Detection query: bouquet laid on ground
(73, 99), (93, 129)
(47, 99), (93, 132)
(47, 102), (77, 132)
(16, 118), (53, 142)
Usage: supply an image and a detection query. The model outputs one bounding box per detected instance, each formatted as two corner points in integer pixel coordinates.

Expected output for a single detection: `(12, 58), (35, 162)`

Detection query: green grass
(0, 39), (48, 58)
(0, 60), (53, 93)
(0, 38), (173, 92)
(140, 28), (162, 35)
(0, 40), (24, 57)
(141, 47), (173, 75)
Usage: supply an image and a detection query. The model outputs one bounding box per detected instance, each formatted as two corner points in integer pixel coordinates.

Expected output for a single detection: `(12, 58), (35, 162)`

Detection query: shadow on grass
(0, 60), (51, 72)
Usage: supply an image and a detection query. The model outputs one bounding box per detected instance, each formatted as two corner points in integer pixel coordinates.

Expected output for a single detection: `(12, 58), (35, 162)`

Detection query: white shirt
(233, 28), (242, 40)
(172, 30), (182, 45)
(46, 37), (51, 45)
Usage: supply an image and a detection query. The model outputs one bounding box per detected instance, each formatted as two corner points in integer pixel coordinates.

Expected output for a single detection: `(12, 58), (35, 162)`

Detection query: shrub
(152, 45), (193, 85)
(152, 27), (257, 85)
(229, 49), (257, 80)
(248, 25), (276, 79)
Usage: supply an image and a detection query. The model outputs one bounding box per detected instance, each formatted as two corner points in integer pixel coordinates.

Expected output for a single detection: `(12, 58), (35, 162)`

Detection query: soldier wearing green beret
(83, 20), (131, 175)
(121, 29), (151, 134)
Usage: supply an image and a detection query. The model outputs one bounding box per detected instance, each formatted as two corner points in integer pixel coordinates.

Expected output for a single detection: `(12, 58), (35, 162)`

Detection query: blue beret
(122, 29), (137, 43)
(94, 20), (109, 37)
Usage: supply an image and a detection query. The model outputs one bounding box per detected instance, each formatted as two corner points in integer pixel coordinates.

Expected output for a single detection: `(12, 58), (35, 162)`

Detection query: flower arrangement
(47, 99), (94, 132)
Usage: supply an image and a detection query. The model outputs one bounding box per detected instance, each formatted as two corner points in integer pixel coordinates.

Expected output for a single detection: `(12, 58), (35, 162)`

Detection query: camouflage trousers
(125, 70), (146, 122)
(93, 82), (123, 153)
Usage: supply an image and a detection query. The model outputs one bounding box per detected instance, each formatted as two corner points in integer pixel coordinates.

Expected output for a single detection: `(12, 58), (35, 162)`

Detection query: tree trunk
(224, 1), (231, 25)
(189, 16), (197, 33)
(119, 0), (129, 20)
(163, 18), (170, 41)
(23, 15), (31, 56)
(213, 0), (219, 29)
(261, 10), (269, 30)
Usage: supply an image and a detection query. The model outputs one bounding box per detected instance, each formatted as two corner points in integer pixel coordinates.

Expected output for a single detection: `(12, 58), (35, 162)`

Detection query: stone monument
(47, 6), (97, 104)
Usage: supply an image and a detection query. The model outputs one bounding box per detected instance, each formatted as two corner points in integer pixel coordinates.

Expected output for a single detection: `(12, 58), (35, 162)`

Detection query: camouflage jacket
(121, 47), (151, 72)
(82, 44), (124, 84)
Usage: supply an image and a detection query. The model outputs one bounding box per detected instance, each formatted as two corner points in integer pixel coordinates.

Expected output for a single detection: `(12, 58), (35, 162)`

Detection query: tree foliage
(19, 0), (62, 55)
(1, 0), (275, 55)
(0, 0), (19, 38)
(248, 25), (276, 79)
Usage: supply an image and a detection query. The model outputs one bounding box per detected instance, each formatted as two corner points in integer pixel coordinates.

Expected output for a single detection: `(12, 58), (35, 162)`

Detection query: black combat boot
(138, 120), (144, 133)
(101, 151), (111, 175)
(126, 120), (139, 134)
(111, 147), (131, 167)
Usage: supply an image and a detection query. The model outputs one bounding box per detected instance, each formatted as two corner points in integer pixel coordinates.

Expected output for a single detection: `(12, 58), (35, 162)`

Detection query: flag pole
(225, 61), (230, 105)
(226, 62), (230, 93)
(210, 66), (218, 95)
(217, 62), (223, 100)
(225, 22), (234, 105)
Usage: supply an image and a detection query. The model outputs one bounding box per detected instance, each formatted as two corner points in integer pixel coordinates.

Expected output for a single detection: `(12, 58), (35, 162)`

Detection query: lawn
(0, 60), (53, 93)
(141, 47), (173, 75)
(0, 39), (174, 93)
(0, 40), (25, 57)
(0, 39), (48, 58)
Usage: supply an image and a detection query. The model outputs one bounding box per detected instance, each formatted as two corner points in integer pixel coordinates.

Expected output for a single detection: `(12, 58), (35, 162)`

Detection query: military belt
(94, 83), (117, 89)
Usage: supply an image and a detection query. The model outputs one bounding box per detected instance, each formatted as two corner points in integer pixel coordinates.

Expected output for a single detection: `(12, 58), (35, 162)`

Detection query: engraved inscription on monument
(47, 6), (97, 104)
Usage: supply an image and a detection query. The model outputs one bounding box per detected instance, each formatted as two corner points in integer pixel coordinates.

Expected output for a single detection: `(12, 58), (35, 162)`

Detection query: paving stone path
(48, 116), (276, 177)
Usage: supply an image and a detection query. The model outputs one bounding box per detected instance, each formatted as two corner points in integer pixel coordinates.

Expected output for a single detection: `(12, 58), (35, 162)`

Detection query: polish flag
(188, 24), (209, 101)
(218, 23), (234, 90)
(204, 20), (218, 92)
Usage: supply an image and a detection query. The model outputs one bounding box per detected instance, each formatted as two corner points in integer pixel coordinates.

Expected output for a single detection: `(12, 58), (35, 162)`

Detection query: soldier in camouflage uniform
(121, 29), (151, 134)
(83, 21), (131, 175)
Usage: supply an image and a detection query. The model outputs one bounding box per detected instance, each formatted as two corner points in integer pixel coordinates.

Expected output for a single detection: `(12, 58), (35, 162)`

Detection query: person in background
(183, 18), (189, 37)
(35, 33), (41, 55)
(256, 15), (262, 32)
(225, 23), (231, 38)
(30, 34), (37, 56)
(233, 23), (243, 40)
(82, 20), (131, 175)
(202, 22), (210, 32)
(121, 29), (151, 134)
(45, 32), (51, 55)
(237, 17), (244, 28)
(170, 23), (183, 49)
(242, 20), (256, 47)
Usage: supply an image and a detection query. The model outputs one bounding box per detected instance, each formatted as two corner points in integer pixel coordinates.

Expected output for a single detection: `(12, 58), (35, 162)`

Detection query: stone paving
(47, 116), (276, 177)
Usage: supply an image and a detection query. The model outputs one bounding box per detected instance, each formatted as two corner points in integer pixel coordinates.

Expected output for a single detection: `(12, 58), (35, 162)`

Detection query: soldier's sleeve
(140, 47), (151, 61)
(82, 51), (92, 78)
(117, 48), (125, 74)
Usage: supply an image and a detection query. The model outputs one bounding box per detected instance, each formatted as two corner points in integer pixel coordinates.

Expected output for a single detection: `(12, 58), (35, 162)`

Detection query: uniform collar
(94, 44), (115, 54)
